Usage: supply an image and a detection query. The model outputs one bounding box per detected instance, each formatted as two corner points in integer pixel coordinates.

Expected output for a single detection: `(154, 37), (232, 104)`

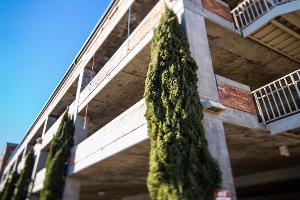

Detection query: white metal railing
(252, 69), (300, 124)
(231, 0), (293, 30)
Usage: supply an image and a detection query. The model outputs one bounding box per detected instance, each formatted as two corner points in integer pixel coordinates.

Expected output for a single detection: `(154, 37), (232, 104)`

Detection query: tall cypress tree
(1, 171), (19, 200)
(40, 111), (74, 200)
(12, 149), (35, 200)
(144, 9), (221, 200)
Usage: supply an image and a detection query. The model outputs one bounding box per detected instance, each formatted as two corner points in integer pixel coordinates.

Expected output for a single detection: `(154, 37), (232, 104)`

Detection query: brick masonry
(202, 0), (233, 22)
(217, 81), (257, 114)
(0, 143), (18, 179)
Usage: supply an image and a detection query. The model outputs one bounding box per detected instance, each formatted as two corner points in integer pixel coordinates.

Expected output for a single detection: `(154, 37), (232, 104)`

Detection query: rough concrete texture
(225, 123), (300, 176)
(206, 19), (300, 90)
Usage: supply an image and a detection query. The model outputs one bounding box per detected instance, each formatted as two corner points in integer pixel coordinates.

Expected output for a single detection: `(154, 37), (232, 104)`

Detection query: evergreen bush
(144, 9), (221, 200)
(40, 111), (74, 200)
(12, 149), (35, 200)
(1, 171), (19, 200)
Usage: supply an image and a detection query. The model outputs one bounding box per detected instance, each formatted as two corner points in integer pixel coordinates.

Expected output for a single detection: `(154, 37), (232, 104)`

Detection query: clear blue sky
(0, 0), (111, 151)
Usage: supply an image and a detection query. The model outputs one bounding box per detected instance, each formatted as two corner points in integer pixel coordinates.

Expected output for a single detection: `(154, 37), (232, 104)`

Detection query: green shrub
(1, 171), (19, 200)
(144, 9), (221, 200)
(40, 111), (74, 200)
(12, 149), (35, 200)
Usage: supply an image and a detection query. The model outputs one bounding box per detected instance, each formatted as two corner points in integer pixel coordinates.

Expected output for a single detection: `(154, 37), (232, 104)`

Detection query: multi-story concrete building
(0, 0), (300, 199)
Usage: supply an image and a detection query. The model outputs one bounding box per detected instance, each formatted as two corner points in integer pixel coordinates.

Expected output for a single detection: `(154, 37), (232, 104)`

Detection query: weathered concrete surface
(203, 116), (237, 199)
(63, 177), (80, 200)
(235, 165), (300, 188)
(73, 115), (88, 145)
(206, 19), (300, 90)
(268, 112), (300, 135)
(71, 140), (149, 200)
(225, 123), (300, 176)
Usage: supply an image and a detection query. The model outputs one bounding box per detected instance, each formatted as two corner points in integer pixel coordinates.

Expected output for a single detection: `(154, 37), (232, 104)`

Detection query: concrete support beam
(29, 143), (48, 196)
(167, 1), (237, 198)
(235, 165), (300, 188)
(69, 99), (148, 174)
(78, 68), (95, 93)
(73, 115), (88, 146)
(43, 115), (57, 135)
(62, 177), (80, 200)
(169, 0), (220, 102)
(122, 194), (149, 200)
(203, 116), (237, 199)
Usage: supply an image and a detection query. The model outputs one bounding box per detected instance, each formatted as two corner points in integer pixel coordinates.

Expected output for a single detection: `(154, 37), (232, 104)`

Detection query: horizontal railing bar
(231, 0), (294, 30)
(251, 69), (300, 124)
(252, 69), (300, 93)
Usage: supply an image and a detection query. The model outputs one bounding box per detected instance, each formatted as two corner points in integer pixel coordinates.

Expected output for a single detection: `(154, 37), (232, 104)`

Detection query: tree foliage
(1, 171), (19, 200)
(12, 149), (35, 200)
(144, 9), (221, 200)
(40, 111), (74, 200)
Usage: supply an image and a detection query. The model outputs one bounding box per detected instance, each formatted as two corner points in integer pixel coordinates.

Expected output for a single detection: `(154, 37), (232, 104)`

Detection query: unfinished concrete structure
(1, 0), (300, 199)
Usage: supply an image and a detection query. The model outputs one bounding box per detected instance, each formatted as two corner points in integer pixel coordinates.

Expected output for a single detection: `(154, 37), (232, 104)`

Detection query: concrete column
(73, 68), (95, 120)
(62, 177), (80, 200)
(122, 194), (149, 200)
(28, 144), (48, 197)
(168, 0), (237, 198)
(73, 115), (89, 145)
(29, 194), (39, 200)
(43, 115), (58, 135)
(203, 116), (236, 199)
(79, 68), (95, 92)
(169, 0), (220, 102)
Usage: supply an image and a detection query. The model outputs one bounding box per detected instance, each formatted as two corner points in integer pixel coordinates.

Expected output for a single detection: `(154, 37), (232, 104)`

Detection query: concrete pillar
(122, 194), (149, 200)
(43, 115), (58, 135)
(79, 68), (95, 92)
(73, 67), (95, 120)
(73, 115), (89, 145)
(62, 177), (80, 200)
(28, 143), (48, 198)
(203, 116), (236, 199)
(170, 0), (220, 102)
(168, 0), (237, 198)
(29, 194), (39, 200)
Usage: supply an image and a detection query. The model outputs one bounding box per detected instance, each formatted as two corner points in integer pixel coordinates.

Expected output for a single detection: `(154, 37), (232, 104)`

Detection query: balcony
(252, 69), (300, 135)
(231, 0), (300, 63)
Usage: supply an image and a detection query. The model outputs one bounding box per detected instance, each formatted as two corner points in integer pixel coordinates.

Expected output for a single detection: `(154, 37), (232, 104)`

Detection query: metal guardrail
(252, 69), (300, 124)
(231, 0), (293, 30)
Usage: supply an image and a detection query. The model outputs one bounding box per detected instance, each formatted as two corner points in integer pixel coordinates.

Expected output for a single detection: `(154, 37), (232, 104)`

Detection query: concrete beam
(268, 112), (300, 135)
(62, 178), (80, 200)
(1, 0), (136, 176)
(242, 0), (300, 36)
(169, 1), (237, 198)
(73, 115), (88, 146)
(69, 99), (148, 175)
(235, 165), (300, 188)
(203, 116), (237, 198)
(78, 0), (165, 113)
(42, 115), (57, 135)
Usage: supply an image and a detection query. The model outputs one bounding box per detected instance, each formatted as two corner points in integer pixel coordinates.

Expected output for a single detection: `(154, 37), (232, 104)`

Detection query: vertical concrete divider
(167, 0), (237, 198)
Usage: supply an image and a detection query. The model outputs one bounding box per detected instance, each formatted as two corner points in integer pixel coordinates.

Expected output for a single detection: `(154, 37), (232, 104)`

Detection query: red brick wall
(202, 0), (233, 22)
(0, 144), (18, 179)
(217, 81), (257, 114)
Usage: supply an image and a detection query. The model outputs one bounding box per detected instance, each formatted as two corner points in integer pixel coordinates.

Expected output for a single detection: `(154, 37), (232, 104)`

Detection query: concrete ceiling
(72, 140), (149, 200)
(224, 123), (300, 177)
(86, 0), (158, 74)
(206, 19), (300, 90)
(70, 122), (300, 200)
(81, 44), (150, 135)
